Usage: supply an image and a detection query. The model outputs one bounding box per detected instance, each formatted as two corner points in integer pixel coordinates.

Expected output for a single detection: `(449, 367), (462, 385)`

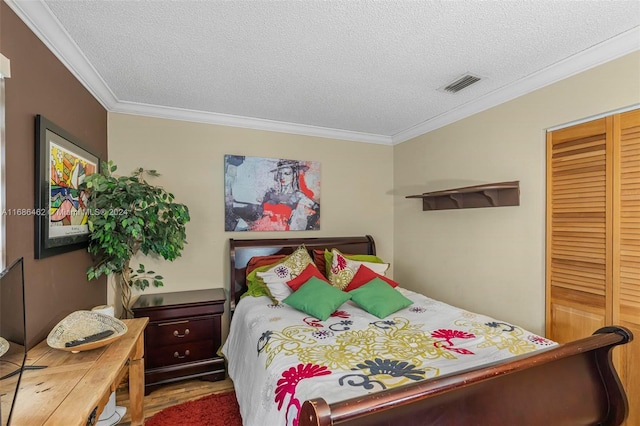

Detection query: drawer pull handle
(173, 329), (190, 338)
(174, 350), (190, 359)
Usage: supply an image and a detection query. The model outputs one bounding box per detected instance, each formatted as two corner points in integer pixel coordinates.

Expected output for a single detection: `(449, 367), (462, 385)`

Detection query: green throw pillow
(282, 277), (351, 321)
(349, 278), (413, 319)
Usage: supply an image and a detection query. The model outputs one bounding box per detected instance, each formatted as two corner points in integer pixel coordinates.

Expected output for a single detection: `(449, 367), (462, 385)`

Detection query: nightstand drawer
(140, 303), (224, 322)
(146, 316), (218, 346)
(146, 340), (215, 368)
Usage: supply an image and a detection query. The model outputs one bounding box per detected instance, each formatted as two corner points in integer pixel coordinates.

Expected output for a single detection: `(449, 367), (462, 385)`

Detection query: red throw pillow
(287, 263), (328, 291)
(246, 255), (286, 276)
(345, 264), (399, 292)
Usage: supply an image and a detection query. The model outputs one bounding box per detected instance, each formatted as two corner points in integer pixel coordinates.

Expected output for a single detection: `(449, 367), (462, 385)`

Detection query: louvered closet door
(546, 117), (612, 342)
(613, 109), (640, 426)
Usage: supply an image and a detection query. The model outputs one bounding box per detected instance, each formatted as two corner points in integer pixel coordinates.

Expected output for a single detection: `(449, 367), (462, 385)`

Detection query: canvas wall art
(225, 155), (320, 231)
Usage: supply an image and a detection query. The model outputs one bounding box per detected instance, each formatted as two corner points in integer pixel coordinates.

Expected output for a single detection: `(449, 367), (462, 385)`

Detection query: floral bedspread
(221, 288), (556, 426)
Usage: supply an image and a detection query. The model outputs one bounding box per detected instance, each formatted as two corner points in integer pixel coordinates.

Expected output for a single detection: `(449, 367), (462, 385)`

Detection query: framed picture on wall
(224, 155), (321, 231)
(34, 115), (100, 259)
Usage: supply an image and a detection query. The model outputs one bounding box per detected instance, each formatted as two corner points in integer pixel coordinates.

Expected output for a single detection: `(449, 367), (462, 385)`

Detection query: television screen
(0, 257), (26, 426)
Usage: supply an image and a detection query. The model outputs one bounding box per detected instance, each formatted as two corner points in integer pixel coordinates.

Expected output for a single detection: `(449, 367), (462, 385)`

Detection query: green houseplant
(81, 160), (190, 318)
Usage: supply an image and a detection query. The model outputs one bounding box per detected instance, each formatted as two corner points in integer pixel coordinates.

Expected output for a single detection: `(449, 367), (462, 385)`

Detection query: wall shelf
(406, 181), (520, 211)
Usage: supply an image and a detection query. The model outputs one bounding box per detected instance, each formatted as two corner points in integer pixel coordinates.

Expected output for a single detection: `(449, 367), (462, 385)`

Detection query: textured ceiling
(7, 0), (640, 144)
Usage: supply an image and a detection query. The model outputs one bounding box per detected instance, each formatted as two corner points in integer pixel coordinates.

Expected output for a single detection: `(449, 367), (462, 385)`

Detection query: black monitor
(0, 257), (27, 426)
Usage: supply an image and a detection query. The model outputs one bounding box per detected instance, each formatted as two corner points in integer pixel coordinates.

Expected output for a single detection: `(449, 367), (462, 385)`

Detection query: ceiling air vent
(439, 73), (482, 93)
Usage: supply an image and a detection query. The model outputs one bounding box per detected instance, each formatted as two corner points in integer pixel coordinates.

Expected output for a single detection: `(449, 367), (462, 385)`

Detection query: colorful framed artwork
(34, 115), (100, 259)
(224, 155), (320, 231)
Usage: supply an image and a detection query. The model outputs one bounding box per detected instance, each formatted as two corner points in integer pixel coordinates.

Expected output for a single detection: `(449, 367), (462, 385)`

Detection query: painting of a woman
(224, 155), (320, 232)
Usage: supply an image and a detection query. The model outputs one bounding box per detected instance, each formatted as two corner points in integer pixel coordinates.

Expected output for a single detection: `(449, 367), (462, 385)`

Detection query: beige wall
(108, 113), (394, 320)
(393, 52), (640, 335)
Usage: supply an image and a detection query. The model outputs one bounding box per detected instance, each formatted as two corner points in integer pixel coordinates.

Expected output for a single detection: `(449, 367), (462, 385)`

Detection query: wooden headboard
(228, 235), (375, 313)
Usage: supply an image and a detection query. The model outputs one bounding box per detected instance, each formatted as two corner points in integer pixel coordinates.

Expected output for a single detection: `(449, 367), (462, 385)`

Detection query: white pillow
(256, 245), (314, 302)
(328, 248), (389, 290)
(260, 281), (293, 303)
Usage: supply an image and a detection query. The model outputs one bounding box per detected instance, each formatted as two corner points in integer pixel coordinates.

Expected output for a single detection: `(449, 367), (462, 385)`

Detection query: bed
(222, 235), (633, 426)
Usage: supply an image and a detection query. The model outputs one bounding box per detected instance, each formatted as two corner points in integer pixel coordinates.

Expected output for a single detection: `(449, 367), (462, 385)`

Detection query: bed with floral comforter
(221, 287), (555, 426)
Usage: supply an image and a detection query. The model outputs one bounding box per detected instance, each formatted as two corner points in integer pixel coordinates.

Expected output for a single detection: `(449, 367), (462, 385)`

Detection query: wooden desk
(11, 318), (148, 426)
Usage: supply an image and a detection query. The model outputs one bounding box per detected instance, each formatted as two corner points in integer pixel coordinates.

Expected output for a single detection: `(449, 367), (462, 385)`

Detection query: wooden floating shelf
(406, 181), (520, 211)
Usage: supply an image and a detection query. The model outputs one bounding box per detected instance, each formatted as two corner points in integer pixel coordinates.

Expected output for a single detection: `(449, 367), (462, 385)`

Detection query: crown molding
(7, 1), (639, 145)
(113, 101), (393, 144)
(392, 26), (640, 144)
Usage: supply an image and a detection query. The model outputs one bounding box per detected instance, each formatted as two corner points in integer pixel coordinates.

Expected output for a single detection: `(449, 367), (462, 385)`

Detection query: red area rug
(145, 391), (242, 426)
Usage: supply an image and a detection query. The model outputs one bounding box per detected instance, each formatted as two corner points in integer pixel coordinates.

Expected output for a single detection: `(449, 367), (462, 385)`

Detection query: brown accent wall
(1, 3), (108, 348)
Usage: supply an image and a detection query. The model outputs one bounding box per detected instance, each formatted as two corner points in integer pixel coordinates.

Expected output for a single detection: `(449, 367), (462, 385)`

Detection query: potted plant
(80, 160), (190, 318)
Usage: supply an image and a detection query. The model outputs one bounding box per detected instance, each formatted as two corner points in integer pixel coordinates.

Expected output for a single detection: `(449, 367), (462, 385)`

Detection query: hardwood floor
(114, 377), (235, 425)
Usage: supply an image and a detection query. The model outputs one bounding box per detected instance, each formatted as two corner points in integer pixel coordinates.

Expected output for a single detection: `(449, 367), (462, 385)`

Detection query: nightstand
(131, 288), (226, 394)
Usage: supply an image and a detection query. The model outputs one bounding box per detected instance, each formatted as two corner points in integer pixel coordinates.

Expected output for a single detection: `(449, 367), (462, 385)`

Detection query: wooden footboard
(300, 326), (633, 426)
